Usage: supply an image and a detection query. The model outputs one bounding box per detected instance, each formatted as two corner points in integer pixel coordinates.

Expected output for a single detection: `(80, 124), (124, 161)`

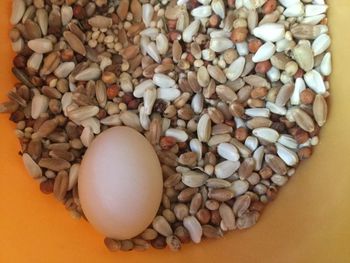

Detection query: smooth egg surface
(78, 126), (163, 240)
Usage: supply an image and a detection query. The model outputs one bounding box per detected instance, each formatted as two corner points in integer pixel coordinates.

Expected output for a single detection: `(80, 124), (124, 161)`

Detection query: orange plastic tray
(1, 0), (350, 262)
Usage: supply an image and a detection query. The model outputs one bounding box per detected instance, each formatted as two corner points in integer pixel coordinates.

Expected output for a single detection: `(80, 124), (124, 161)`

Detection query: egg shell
(78, 126), (163, 240)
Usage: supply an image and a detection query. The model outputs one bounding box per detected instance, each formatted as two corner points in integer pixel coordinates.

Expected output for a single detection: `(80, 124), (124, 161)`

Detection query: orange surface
(1, 1), (350, 262)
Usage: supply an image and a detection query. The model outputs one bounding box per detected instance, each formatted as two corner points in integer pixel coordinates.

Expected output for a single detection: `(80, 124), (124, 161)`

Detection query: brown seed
(231, 27), (248, 43)
(166, 235), (182, 251)
(63, 31), (86, 56)
(117, 0), (129, 21)
(292, 108), (315, 133)
(151, 236), (166, 249)
(40, 179), (54, 194)
(208, 14), (220, 28)
(0, 101), (19, 113)
(196, 208), (211, 224)
(27, 139), (42, 160)
(189, 192), (202, 215)
(265, 154), (287, 175)
(300, 89), (316, 104)
(238, 158), (255, 179)
(130, 0), (142, 22)
(174, 226), (191, 243)
(255, 60), (272, 74)
(104, 238), (121, 252)
(38, 158), (71, 172)
(313, 94), (328, 127)
(219, 203), (235, 230)
(88, 16), (113, 28)
(263, 0), (277, 14)
(202, 225), (223, 239)
(141, 228), (158, 241)
(120, 240), (134, 251)
(233, 194), (251, 217)
(33, 118), (59, 139)
(178, 152), (197, 167)
(178, 187), (198, 202)
(152, 216), (173, 237)
(41, 51), (61, 76)
(164, 173), (182, 188)
(121, 45), (140, 60)
(229, 102), (245, 117)
(208, 189), (234, 202)
(53, 170), (69, 201)
(259, 166), (273, 179)
(294, 128), (310, 144)
(236, 211), (260, 230)
(210, 209), (222, 225)
(235, 127), (248, 142)
(298, 147), (313, 160)
(248, 39), (263, 53)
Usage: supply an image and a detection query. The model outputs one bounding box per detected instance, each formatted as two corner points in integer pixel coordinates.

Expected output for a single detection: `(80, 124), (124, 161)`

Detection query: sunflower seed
(233, 195), (251, 217)
(252, 42), (276, 63)
(212, 0), (225, 19)
(54, 62), (75, 78)
(291, 78), (306, 105)
(292, 43), (314, 72)
(75, 67), (101, 81)
(219, 203), (235, 231)
(28, 38), (53, 54)
(291, 24), (328, 40)
(183, 216), (202, 244)
(157, 88), (181, 101)
(156, 33), (169, 55)
(210, 38), (233, 53)
(265, 154), (287, 175)
(230, 180), (249, 196)
(271, 174), (288, 186)
(303, 70), (326, 94)
(183, 19), (200, 43)
(284, 3), (304, 17)
(88, 15), (112, 28)
(191, 5), (212, 18)
(11, 0), (26, 25)
(320, 52), (332, 76)
(215, 160), (240, 179)
(22, 153), (42, 178)
(120, 111), (142, 131)
(275, 142), (299, 166)
(313, 94), (327, 127)
(206, 178), (231, 189)
(312, 34), (331, 56)
(197, 114), (211, 143)
(182, 171), (208, 187)
(275, 84), (294, 107)
(153, 73), (176, 89)
(236, 211), (260, 230)
(80, 127), (94, 147)
(67, 106), (99, 123)
(38, 158), (71, 172)
(253, 23), (285, 42)
(278, 135), (298, 149)
(217, 143), (240, 161)
(305, 4), (328, 17)
(291, 108), (315, 132)
(226, 57), (245, 81)
(142, 3), (154, 27)
(31, 94), (49, 119)
(153, 216), (173, 237)
(63, 31), (86, 56)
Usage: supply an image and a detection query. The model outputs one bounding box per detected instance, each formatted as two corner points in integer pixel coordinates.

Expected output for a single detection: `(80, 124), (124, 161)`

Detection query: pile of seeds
(1, 0), (331, 252)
